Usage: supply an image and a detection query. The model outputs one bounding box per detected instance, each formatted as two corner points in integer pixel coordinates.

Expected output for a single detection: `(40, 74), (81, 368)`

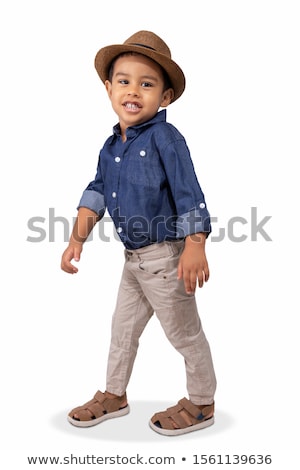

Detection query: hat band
(129, 42), (156, 51)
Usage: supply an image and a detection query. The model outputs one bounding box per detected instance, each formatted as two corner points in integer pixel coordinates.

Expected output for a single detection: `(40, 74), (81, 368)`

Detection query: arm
(177, 233), (209, 294)
(157, 128), (211, 293)
(61, 207), (100, 274)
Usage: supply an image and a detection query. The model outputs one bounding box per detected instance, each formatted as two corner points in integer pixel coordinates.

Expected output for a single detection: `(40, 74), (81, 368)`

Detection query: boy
(61, 31), (216, 436)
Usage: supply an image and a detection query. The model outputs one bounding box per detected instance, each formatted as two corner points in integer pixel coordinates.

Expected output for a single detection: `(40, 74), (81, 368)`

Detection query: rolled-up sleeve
(77, 156), (106, 217)
(77, 189), (106, 217)
(176, 207), (211, 238)
(160, 136), (211, 238)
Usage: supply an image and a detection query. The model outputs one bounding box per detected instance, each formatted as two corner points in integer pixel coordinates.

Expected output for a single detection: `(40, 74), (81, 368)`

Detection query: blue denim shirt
(78, 110), (211, 249)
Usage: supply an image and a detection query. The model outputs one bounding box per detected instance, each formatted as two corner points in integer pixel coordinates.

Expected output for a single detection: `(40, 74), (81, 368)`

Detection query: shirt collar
(110, 109), (167, 143)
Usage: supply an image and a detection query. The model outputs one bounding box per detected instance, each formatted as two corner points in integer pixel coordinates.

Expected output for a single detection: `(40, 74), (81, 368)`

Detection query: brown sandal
(67, 391), (129, 428)
(149, 397), (214, 436)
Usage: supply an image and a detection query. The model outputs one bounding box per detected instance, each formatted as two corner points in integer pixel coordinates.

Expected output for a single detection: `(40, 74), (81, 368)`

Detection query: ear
(160, 88), (175, 107)
(105, 80), (112, 98)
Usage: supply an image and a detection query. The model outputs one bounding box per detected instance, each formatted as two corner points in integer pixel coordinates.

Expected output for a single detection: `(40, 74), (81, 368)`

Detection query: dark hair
(107, 52), (172, 92)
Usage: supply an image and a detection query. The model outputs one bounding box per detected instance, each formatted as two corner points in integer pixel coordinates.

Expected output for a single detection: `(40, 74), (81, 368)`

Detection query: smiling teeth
(125, 103), (139, 109)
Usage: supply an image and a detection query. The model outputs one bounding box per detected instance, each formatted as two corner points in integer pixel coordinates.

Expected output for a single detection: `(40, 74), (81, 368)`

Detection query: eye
(141, 81), (153, 88)
(118, 79), (129, 85)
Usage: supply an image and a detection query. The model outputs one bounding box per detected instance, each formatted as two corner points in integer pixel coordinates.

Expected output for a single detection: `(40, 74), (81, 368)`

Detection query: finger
(198, 270), (205, 288)
(204, 265), (210, 282)
(177, 260), (183, 280)
(73, 246), (82, 262)
(69, 264), (78, 274)
(61, 252), (79, 274)
(61, 259), (78, 274)
(184, 271), (197, 294)
(198, 266), (210, 287)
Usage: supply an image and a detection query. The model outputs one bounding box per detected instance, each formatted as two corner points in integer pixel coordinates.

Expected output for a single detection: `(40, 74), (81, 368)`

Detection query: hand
(61, 242), (83, 274)
(60, 208), (98, 274)
(177, 234), (209, 294)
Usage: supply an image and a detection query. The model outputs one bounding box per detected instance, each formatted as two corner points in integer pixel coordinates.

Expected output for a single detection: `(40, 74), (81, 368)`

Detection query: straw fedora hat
(94, 30), (185, 103)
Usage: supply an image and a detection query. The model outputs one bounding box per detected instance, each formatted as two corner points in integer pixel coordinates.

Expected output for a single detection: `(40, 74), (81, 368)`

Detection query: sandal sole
(149, 415), (214, 436)
(67, 404), (130, 428)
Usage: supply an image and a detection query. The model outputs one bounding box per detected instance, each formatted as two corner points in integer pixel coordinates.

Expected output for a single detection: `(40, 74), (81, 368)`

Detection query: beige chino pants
(106, 240), (216, 405)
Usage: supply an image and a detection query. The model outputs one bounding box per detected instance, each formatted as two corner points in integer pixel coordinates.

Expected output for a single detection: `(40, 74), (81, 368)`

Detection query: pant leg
(106, 253), (154, 396)
(135, 241), (217, 405)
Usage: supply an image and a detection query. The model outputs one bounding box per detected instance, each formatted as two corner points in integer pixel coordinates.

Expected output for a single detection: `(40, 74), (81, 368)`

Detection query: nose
(127, 83), (139, 97)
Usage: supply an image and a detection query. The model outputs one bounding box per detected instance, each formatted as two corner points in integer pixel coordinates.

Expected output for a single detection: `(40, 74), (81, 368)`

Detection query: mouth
(123, 101), (142, 111)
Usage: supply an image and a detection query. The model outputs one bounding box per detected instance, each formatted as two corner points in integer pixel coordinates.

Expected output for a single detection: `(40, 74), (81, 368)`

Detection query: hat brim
(94, 44), (185, 103)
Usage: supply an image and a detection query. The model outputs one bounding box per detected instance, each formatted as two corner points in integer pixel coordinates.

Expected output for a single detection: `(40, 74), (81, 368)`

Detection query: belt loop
(125, 249), (133, 261)
(167, 241), (175, 256)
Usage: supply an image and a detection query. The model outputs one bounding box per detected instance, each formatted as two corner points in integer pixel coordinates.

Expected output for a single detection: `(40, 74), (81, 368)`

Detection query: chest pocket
(125, 149), (166, 189)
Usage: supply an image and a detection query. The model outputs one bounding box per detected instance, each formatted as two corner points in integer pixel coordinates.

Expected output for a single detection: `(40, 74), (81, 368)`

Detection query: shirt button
(115, 156), (121, 163)
(199, 202), (206, 209)
(139, 150), (146, 157)
(116, 227), (122, 234)
(112, 192), (117, 198)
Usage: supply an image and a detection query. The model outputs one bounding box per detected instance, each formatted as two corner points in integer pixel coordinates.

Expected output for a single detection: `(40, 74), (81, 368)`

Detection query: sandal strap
(151, 398), (214, 430)
(178, 397), (214, 420)
(69, 390), (127, 421)
(151, 413), (175, 430)
(94, 391), (127, 413)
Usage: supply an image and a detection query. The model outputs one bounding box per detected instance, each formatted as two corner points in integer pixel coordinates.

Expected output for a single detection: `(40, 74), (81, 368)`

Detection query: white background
(0, 0), (299, 468)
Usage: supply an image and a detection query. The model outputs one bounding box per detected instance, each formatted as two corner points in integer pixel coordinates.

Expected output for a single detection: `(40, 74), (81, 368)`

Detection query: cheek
(108, 90), (120, 105)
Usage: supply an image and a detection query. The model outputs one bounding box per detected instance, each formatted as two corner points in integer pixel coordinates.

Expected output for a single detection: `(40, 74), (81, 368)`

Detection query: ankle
(105, 390), (127, 408)
(105, 390), (126, 399)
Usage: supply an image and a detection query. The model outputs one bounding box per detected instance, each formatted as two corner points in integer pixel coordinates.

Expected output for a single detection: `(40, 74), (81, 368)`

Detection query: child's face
(105, 54), (174, 139)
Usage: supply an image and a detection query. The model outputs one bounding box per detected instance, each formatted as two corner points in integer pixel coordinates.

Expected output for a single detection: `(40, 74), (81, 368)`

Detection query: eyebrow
(115, 72), (159, 82)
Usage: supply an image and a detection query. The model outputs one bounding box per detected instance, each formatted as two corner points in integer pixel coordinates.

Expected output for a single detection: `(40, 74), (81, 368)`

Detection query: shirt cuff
(77, 189), (106, 217)
(176, 207), (211, 238)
